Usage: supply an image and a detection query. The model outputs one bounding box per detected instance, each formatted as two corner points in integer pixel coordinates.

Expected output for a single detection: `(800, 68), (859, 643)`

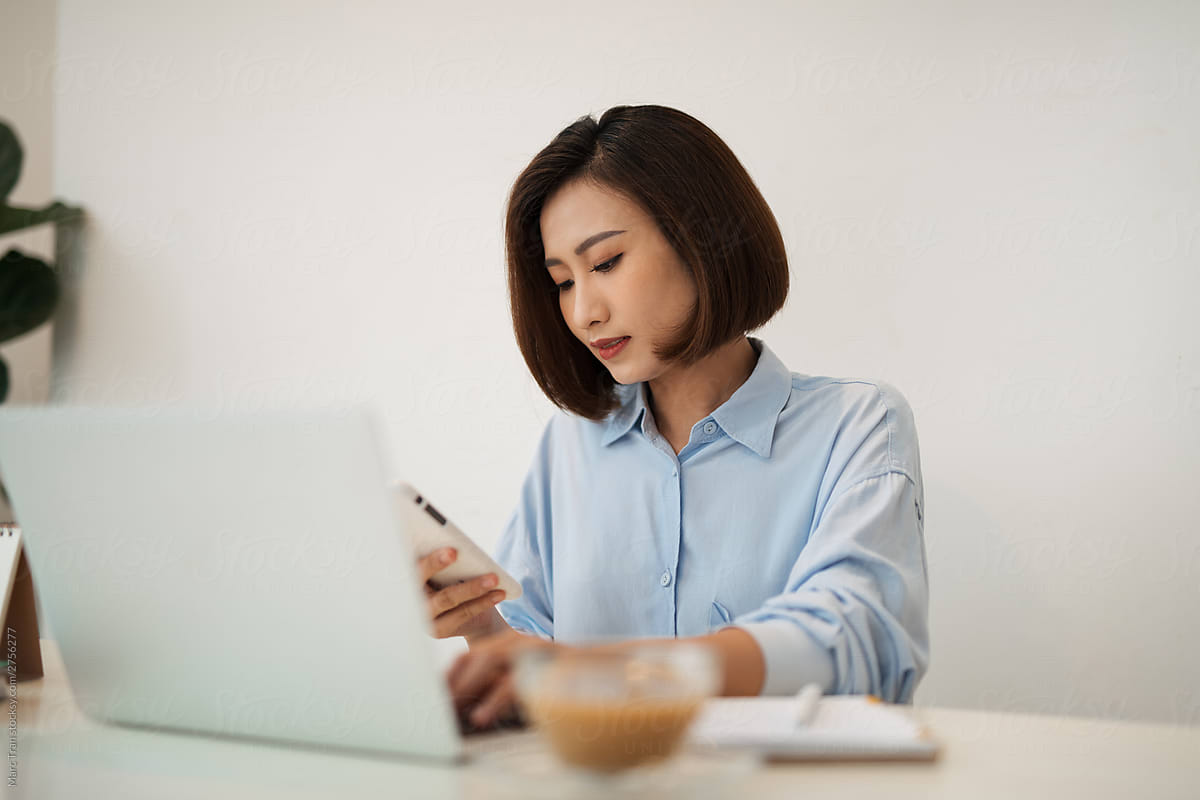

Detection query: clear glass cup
(512, 642), (722, 773)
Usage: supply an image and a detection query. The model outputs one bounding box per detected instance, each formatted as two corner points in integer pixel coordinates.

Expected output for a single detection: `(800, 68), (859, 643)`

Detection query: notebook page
(689, 695), (937, 760)
(808, 696), (925, 738)
(691, 696), (802, 739)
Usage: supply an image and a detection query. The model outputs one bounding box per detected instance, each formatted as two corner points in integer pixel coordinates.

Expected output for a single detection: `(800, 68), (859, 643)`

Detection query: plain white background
(1, 0), (1196, 725)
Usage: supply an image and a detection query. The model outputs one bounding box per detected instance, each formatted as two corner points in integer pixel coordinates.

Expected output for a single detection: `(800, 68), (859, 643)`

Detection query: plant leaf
(0, 202), (83, 236)
(0, 248), (59, 344)
(0, 120), (21, 203)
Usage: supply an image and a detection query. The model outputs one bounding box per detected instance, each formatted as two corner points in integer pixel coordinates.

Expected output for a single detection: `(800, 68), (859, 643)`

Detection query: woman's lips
(597, 336), (630, 360)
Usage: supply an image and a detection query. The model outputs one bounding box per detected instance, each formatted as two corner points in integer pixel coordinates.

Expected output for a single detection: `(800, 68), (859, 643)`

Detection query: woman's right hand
(418, 547), (509, 641)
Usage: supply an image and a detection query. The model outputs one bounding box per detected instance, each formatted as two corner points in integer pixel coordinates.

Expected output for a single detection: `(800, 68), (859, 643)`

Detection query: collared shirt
(494, 337), (929, 702)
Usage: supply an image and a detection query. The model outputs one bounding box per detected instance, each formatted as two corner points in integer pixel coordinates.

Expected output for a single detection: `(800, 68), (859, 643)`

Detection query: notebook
(0, 524), (20, 628)
(689, 693), (941, 761)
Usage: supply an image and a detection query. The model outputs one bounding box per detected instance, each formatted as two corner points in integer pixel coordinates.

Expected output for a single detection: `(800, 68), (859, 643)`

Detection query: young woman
(418, 105), (930, 729)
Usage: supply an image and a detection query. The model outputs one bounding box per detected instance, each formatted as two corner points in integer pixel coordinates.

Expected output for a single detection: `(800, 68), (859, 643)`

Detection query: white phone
(392, 481), (523, 601)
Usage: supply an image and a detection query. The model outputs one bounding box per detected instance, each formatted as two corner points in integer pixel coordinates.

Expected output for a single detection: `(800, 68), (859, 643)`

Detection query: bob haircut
(505, 104), (789, 421)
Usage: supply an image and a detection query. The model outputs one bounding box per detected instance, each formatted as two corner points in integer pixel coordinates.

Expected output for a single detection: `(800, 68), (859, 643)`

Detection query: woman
(419, 104), (930, 730)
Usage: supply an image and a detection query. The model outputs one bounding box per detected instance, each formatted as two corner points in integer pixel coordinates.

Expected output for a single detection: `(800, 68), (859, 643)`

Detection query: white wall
(39, 0), (1200, 724)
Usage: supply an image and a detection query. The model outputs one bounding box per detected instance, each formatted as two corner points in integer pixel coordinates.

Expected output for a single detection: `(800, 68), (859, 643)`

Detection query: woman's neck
(645, 337), (759, 454)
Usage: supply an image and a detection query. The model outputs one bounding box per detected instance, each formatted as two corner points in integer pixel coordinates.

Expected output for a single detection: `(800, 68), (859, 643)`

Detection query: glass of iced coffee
(512, 642), (721, 773)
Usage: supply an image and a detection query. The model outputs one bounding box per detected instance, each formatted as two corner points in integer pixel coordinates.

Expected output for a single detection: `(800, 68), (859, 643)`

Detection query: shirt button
(703, 421), (717, 435)
(660, 571), (672, 587)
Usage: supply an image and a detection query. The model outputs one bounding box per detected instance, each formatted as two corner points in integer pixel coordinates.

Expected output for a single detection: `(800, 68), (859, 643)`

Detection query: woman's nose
(569, 279), (608, 331)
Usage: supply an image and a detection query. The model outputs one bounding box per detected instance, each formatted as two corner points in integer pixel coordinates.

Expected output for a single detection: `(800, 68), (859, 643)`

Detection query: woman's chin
(604, 365), (641, 385)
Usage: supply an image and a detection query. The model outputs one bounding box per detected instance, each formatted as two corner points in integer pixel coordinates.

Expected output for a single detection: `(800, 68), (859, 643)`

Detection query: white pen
(793, 682), (823, 727)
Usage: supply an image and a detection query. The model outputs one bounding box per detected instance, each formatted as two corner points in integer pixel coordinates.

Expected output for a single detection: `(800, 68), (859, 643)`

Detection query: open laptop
(0, 405), (516, 761)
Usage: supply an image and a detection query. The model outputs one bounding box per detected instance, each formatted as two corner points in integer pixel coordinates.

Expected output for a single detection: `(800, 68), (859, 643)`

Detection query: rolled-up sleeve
(493, 419), (557, 640)
(494, 509), (554, 639)
(732, 469), (930, 702)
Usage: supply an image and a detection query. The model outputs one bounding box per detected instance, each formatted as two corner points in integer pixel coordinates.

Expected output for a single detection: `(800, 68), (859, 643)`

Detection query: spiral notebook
(689, 693), (941, 761)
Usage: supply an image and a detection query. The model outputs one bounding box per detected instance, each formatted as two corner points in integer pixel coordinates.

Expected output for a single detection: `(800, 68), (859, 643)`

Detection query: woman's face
(540, 179), (697, 386)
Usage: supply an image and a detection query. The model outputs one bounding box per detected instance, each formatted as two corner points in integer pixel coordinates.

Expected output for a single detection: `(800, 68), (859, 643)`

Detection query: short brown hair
(505, 104), (789, 421)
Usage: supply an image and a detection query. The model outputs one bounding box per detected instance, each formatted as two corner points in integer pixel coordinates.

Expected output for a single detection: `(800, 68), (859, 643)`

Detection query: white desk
(11, 640), (1199, 799)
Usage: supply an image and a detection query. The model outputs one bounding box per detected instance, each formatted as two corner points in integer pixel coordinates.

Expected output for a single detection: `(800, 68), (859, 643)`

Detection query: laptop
(0, 405), (512, 761)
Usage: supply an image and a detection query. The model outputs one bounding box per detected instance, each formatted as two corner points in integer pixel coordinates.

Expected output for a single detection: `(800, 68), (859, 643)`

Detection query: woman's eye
(591, 254), (622, 273)
(550, 254), (621, 294)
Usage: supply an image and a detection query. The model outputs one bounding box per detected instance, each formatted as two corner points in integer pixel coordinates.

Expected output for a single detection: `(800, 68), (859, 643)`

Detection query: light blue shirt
(494, 337), (929, 702)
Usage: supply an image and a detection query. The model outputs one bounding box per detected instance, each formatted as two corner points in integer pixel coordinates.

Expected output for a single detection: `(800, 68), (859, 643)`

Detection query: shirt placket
(640, 410), (682, 636)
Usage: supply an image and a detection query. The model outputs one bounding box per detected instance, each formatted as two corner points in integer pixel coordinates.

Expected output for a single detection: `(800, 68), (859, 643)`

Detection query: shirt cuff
(734, 619), (836, 696)
(497, 604), (552, 640)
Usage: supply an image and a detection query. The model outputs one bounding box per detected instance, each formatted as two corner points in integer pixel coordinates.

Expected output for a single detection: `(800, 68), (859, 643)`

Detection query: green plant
(0, 119), (83, 402)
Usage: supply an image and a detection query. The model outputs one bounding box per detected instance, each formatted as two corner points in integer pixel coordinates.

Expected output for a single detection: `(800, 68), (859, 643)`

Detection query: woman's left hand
(447, 629), (560, 730)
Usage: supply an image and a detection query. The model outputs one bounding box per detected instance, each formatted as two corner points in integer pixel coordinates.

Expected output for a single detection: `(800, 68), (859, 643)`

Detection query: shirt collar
(600, 382), (647, 447)
(600, 337), (793, 458)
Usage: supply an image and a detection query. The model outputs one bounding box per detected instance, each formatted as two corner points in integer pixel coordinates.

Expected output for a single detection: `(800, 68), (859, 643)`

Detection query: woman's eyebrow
(544, 230), (626, 267)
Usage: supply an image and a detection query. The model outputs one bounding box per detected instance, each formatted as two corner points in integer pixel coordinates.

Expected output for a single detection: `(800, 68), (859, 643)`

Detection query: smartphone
(392, 481), (523, 601)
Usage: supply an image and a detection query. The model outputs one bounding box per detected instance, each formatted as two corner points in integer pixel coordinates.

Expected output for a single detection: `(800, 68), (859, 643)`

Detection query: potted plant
(0, 118), (84, 680)
(0, 118), (82, 402)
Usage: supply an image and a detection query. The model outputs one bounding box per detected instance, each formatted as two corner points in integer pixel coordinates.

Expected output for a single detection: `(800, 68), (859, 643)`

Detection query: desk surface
(11, 640), (1199, 800)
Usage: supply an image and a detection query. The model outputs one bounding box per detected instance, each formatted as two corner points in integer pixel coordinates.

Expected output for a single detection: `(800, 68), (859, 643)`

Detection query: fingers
(428, 573), (501, 617)
(417, 547), (456, 584)
(447, 631), (524, 707)
(469, 671), (517, 728)
(450, 647), (510, 716)
(432, 590), (506, 639)
(446, 633), (503, 686)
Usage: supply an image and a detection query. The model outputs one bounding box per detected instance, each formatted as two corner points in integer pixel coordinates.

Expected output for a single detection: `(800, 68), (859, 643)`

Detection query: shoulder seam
(868, 382), (898, 474)
(788, 376), (906, 473)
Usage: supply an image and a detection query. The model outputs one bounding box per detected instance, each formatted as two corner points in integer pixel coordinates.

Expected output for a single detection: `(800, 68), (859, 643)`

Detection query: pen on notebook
(793, 682), (822, 727)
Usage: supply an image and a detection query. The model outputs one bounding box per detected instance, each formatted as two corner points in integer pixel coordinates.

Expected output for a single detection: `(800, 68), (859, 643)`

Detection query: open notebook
(689, 693), (940, 761)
